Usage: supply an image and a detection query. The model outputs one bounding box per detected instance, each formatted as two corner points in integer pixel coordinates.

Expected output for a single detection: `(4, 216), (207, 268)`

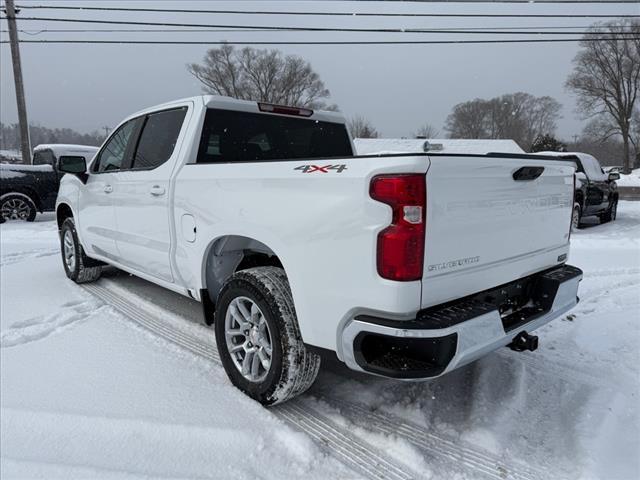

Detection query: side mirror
(608, 172), (620, 181)
(58, 156), (88, 183)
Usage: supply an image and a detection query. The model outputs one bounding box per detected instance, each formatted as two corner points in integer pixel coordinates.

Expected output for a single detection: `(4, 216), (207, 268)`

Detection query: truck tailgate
(421, 154), (574, 308)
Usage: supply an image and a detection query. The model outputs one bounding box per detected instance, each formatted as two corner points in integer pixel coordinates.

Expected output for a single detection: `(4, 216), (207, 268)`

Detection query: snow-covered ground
(1, 207), (639, 479)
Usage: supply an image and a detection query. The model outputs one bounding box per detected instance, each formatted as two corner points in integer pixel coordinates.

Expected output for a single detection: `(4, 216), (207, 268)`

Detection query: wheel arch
(56, 203), (74, 229)
(201, 234), (286, 310)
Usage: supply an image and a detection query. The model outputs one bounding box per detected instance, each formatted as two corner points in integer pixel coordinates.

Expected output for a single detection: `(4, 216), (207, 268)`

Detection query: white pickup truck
(56, 95), (582, 405)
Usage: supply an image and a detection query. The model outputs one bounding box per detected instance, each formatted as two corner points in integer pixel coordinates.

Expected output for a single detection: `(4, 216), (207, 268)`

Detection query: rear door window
(132, 107), (187, 170)
(196, 109), (353, 164)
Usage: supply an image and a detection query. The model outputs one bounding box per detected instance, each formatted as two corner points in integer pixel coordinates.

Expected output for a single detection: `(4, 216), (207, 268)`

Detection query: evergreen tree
(530, 134), (566, 153)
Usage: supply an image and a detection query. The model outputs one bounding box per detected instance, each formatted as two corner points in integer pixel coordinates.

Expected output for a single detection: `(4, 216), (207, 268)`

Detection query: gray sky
(1, 0), (639, 141)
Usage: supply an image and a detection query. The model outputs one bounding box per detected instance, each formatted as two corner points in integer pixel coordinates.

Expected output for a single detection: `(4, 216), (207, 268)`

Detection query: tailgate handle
(513, 166), (544, 181)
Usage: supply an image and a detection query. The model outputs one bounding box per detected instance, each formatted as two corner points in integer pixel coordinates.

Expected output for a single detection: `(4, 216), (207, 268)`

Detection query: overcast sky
(1, 0), (639, 141)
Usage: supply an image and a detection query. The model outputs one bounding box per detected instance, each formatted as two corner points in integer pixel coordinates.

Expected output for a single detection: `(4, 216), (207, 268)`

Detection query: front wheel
(60, 217), (102, 283)
(600, 199), (618, 223)
(0, 193), (37, 222)
(214, 267), (320, 405)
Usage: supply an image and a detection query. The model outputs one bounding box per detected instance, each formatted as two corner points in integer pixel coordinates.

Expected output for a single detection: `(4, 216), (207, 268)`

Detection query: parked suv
(0, 144), (98, 222)
(538, 152), (619, 228)
(56, 96), (581, 405)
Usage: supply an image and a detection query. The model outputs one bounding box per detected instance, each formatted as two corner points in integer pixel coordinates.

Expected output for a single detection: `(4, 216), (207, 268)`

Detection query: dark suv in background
(538, 151), (619, 229)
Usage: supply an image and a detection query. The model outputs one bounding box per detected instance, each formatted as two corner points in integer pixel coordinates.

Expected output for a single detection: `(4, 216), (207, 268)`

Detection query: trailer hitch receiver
(509, 330), (539, 352)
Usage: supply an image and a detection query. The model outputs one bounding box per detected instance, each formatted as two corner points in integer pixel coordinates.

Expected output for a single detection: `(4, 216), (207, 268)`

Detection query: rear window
(196, 109), (353, 164)
(33, 150), (55, 166)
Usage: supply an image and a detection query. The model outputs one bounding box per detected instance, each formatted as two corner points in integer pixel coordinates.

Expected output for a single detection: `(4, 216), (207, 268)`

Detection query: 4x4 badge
(294, 164), (347, 173)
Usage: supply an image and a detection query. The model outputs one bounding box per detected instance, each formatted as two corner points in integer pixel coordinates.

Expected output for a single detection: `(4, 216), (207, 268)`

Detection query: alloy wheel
(63, 229), (77, 272)
(224, 296), (273, 382)
(1, 198), (31, 221)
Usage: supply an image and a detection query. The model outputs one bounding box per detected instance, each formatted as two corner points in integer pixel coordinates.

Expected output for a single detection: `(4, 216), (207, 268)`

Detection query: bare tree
(347, 115), (379, 138)
(444, 93), (561, 149)
(188, 44), (333, 109)
(570, 131), (626, 168)
(566, 20), (640, 173)
(444, 99), (489, 139)
(632, 108), (640, 166)
(413, 123), (439, 138)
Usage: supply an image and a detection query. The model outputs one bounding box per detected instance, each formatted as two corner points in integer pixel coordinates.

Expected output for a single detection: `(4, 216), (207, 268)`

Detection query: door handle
(104, 185), (113, 193)
(149, 185), (165, 196)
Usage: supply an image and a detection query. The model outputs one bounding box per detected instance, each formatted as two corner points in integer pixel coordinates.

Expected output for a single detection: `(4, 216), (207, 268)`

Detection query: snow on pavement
(1, 204), (639, 479)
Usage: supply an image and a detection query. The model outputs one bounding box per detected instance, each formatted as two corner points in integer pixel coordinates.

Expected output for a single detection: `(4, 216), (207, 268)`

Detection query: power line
(12, 5), (640, 18)
(3, 37), (637, 45)
(2, 17), (639, 35)
(0, 25), (613, 36)
(1, 28), (289, 35)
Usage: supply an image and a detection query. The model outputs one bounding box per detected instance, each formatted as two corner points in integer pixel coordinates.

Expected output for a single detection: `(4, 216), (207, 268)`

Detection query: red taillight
(370, 174), (426, 281)
(257, 102), (313, 117)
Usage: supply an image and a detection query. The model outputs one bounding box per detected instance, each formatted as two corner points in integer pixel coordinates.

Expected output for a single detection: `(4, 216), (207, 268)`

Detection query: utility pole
(4, 0), (31, 164)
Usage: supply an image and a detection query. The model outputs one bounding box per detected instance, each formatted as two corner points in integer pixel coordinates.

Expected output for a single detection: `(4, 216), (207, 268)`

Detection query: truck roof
(125, 95), (346, 126)
(33, 144), (100, 156)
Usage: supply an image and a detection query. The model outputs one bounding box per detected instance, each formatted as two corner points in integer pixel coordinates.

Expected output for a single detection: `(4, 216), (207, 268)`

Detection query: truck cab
(537, 151), (619, 227)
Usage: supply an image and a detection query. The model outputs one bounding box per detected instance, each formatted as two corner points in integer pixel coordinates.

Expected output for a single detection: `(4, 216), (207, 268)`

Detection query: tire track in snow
(316, 396), (551, 480)
(1, 299), (105, 348)
(581, 267), (640, 279)
(82, 284), (219, 363)
(277, 402), (417, 480)
(497, 350), (605, 388)
(82, 282), (416, 480)
(0, 248), (59, 267)
(82, 280), (630, 480)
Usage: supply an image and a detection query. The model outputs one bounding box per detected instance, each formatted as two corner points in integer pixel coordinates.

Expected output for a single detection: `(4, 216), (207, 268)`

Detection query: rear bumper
(340, 264), (582, 379)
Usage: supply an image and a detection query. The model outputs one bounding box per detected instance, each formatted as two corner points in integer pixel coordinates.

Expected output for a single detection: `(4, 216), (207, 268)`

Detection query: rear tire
(572, 203), (582, 230)
(214, 267), (320, 405)
(60, 217), (102, 283)
(1, 193), (37, 222)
